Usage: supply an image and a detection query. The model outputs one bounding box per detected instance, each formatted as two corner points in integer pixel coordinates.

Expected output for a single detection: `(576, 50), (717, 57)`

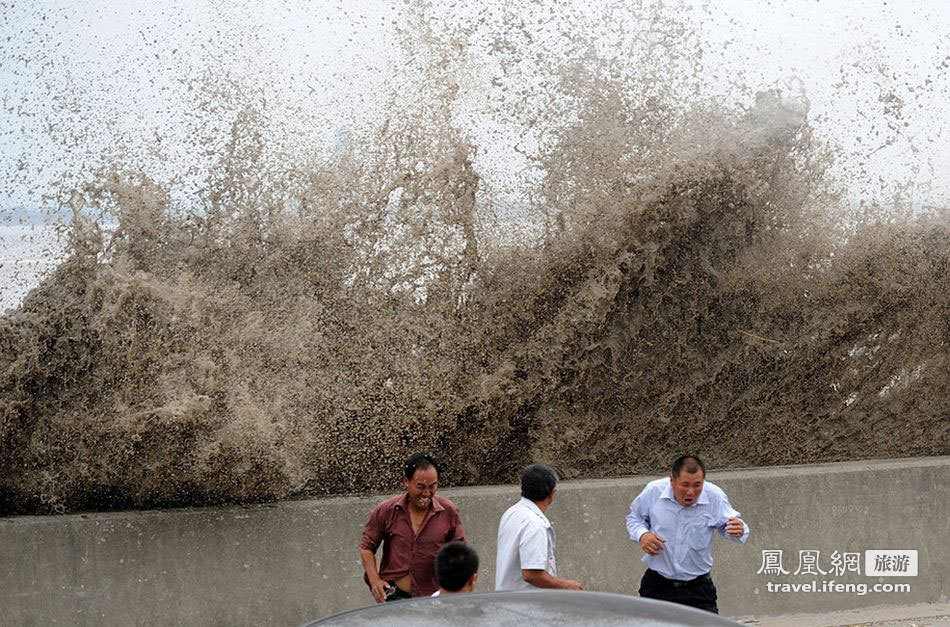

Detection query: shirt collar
(395, 493), (444, 513)
(660, 481), (710, 506)
(518, 497), (551, 528)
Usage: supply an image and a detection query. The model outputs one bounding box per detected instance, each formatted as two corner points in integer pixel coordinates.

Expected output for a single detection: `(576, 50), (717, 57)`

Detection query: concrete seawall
(2, 457), (947, 626)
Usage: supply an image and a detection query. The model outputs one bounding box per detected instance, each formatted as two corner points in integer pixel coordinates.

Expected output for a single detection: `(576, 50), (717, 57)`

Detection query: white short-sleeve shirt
(494, 497), (557, 591)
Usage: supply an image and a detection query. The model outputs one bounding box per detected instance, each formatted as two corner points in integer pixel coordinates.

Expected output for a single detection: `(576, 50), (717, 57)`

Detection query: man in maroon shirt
(359, 453), (467, 602)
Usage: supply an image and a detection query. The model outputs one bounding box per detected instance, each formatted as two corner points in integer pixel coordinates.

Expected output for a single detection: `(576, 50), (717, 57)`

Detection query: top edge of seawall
(3, 455), (948, 524)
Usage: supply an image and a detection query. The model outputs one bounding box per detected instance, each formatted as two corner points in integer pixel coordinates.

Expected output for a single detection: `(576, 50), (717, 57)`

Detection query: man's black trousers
(638, 568), (718, 614)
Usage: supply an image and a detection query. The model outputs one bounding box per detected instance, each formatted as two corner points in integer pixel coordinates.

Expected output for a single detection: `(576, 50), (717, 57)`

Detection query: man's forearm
(522, 569), (575, 589)
(359, 548), (382, 582)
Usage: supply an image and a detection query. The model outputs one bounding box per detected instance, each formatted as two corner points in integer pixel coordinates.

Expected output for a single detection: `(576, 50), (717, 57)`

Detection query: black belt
(647, 569), (712, 588)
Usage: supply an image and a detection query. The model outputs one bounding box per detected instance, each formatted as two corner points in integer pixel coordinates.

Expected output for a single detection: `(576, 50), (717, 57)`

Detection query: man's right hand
(639, 531), (666, 555)
(562, 578), (584, 590)
(369, 578), (389, 604)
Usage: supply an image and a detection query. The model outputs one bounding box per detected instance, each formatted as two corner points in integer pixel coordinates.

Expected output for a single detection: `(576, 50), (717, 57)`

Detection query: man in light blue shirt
(625, 455), (749, 614)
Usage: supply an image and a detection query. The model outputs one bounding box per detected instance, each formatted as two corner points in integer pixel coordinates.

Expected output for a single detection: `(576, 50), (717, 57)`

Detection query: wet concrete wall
(1, 457), (947, 626)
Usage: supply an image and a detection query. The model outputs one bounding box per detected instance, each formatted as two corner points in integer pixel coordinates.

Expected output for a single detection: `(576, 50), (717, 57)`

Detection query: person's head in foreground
(434, 541), (479, 594)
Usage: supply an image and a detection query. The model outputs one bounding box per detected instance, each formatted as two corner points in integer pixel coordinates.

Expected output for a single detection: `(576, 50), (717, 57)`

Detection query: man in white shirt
(495, 464), (584, 591)
(625, 454), (749, 614)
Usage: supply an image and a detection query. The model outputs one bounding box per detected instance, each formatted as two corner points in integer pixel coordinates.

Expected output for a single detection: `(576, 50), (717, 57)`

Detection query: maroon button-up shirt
(359, 493), (466, 597)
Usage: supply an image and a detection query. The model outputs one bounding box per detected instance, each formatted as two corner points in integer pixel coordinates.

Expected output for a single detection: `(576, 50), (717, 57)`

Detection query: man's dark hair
(434, 541), (479, 591)
(671, 455), (705, 478)
(520, 464), (558, 502)
(404, 452), (441, 479)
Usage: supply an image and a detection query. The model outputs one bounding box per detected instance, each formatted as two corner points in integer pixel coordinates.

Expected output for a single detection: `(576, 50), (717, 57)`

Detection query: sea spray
(0, 1), (947, 514)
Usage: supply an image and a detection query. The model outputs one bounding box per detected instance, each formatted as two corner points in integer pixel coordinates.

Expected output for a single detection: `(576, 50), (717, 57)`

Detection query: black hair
(520, 463), (558, 502)
(404, 452), (441, 479)
(434, 541), (479, 592)
(671, 455), (705, 478)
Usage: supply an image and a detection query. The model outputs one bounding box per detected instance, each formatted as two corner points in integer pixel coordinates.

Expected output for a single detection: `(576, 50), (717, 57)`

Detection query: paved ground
(738, 602), (950, 627)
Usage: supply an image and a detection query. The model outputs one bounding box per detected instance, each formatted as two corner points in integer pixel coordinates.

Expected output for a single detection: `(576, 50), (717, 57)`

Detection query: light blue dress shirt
(626, 478), (749, 580)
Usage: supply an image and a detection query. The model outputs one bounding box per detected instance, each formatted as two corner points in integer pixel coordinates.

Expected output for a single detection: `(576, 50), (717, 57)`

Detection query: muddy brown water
(0, 2), (947, 514)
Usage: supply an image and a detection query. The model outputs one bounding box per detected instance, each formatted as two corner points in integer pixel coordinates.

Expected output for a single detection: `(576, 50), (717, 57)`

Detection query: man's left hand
(725, 517), (745, 537)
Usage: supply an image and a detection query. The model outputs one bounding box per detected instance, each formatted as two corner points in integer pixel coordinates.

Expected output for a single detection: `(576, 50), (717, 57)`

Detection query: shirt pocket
(415, 532), (442, 556)
(686, 516), (714, 551)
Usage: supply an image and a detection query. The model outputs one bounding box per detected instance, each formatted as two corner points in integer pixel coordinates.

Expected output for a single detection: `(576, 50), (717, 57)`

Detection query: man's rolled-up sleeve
(626, 489), (652, 542)
(359, 505), (385, 552)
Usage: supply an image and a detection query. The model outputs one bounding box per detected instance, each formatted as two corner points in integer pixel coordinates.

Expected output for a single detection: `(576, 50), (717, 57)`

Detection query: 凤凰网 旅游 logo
(757, 549), (917, 578)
